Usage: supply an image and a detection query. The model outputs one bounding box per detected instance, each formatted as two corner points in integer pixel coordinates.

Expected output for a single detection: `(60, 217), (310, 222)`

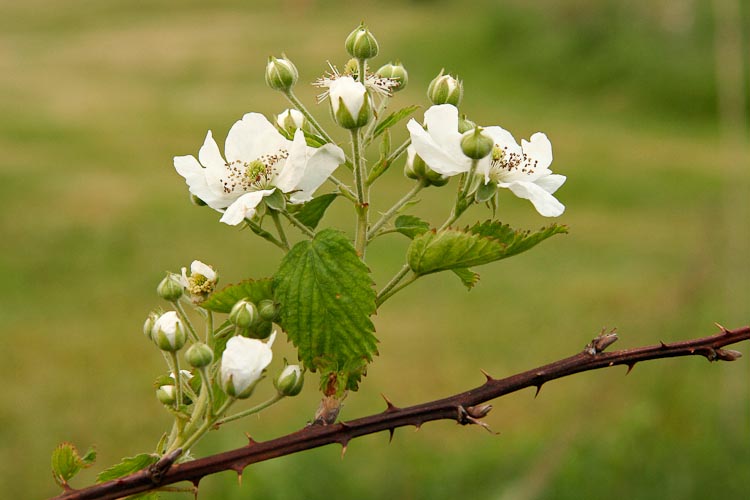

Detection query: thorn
(659, 341), (668, 349)
(626, 363), (636, 375)
(339, 421), (352, 429)
(340, 443), (348, 459)
(388, 428), (395, 443)
(414, 422), (422, 432)
(714, 322), (729, 333)
(381, 393), (399, 412)
(245, 433), (258, 445)
(236, 470), (243, 487)
(534, 384), (543, 398)
(480, 369), (495, 382)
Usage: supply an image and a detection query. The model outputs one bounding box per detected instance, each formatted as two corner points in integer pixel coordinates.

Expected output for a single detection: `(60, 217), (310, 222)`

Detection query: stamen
(219, 149), (289, 194)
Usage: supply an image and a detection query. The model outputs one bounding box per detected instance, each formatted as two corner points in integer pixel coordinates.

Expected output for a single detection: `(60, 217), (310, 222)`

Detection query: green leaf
(407, 223), (567, 275)
(372, 105), (420, 140)
(274, 229), (378, 393)
(452, 268), (480, 290)
(394, 215), (430, 239)
(294, 193), (339, 230)
(303, 130), (328, 148)
(201, 279), (274, 313)
(128, 493), (159, 500)
(96, 454), (159, 483)
(51, 442), (96, 487)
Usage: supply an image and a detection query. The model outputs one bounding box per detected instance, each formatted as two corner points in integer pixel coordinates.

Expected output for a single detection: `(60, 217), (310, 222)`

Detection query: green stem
(167, 398), (235, 454)
(284, 90), (336, 146)
(376, 270), (419, 306)
(169, 352), (185, 435)
(458, 159), (480, 201)
(367, 180), (427, 241)
(367, 138), (411, 186)
(281, 210), (315, 238)
(205, 310), (213, 344)
(376, 264), (411, 304)
(216, 394), (285, 426)
(363, 95), (389, 144)
(351, 130), (368, 258)
(328, 175), (357, 201)
(173, 301), (200, 343)
(270, 210), (291, 250)
(244, 219), (287, 251)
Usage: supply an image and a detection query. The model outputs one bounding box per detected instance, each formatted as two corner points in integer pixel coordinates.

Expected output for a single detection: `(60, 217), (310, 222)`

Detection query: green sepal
(201, 279), (274, 314)
(394, 215), (430, 239)
(273, 229), (378, 394)
(407, 222), (567, 276)
(293, 193), (339, 230)
(51, 442), (96, 487)
(366, 130), (392, 184)
(372, 105), (420, 140)
(263, 189), (286, 211)
(303, 130), (328, 148)
(96, 454), (158, 483)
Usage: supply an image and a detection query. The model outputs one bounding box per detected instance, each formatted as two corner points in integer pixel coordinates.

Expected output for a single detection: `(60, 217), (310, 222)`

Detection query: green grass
(1, 0), (749, 499)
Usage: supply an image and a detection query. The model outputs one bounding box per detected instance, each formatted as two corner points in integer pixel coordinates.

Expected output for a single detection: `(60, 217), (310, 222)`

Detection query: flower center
(187, 273), (215, 296)
(220, 150), (289, 194)
(488, 143), (538, 182)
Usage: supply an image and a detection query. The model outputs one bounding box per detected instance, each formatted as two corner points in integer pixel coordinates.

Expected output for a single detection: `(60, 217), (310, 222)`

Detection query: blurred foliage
(1, 0), (749, 499)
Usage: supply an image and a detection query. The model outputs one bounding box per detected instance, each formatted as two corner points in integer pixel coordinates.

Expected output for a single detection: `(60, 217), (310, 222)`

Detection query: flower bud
(258, 299), (278, 322)
(461, 127), (493, 160)
(186, 342), (214, 368)
(229, 299), (259, 329)
(275, 108), (307, 135)
(156, 385), (175, 405)
(329, 76), (372, 129)
(427, 71), (463, 107)
(180, 260), (218, 302)
(157, 273), (183, 302)
(404, 147), (448, 187)
(247, 320), (274, 340)
(153, 311), (187, 352)
(376, 62), (408, 92)
(143, 311), (160, 340)
(457, 115), (476, 134)
(221, 334), (275, 399)
(345, 23), (379, 60)
(265, 56), (298, 92)
(275, 364), (304, 397)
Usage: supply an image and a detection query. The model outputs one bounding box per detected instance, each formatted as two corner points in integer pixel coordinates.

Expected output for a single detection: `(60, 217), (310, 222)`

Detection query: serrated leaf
(394, 215), (430, 239)
(201, 279), (274, 313)
(408, 223), (567, 275)
(96, 454), (159, 483)
(372, 105), (420, 140)
(52, 442), (96, 487)
(274, 229), (378, 393)
(294, 193), (338, 230)
(452, 268), (480, 290)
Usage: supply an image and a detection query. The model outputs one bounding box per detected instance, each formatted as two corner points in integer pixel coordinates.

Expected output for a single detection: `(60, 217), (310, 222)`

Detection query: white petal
(329, 76), (365, 118)
(407, 118), (469, 176)
(221, 336), (274, 395)
(225, 113), (288, 164)
(274, 129), (309, 193)
(190, 260), (216, 281)
(535, 174), (566, 194)
(521, 132), (553, 170)
(484, 126), (522, 156)
(289, 143), (345, 203)
(199, 131), (231, 198)
(219, 190), (275, 225)
(500, 180), (565, 217)
(174, 155), (228, 209)
(422, 105), (460, 151)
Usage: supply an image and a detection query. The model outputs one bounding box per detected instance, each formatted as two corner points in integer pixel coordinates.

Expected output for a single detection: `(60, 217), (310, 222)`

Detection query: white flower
(480, 128), (566, 217)
(408, 104), (566, 217)
(220, 333), (276, 398)
(179, 260), (218, 300)
(406, 104), (471, 177)
(275, 108), (306, 132)
(174, 113), (345, 225)
(153, 311), (187, 351)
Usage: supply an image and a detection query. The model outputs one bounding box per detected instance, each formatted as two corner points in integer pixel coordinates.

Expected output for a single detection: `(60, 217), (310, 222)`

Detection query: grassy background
(1, 0), (749, 498)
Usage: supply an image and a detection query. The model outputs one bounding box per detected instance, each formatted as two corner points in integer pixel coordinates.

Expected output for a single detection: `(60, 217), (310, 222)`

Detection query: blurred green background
(2, 0), (749, 498)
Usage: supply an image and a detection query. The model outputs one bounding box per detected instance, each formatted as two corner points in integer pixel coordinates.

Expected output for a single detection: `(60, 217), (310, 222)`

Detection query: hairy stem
(367, 180), (427, 241)
(270, 210), (291, 250)
(351, 130), (369, 258)
(216, 393), (285, 426)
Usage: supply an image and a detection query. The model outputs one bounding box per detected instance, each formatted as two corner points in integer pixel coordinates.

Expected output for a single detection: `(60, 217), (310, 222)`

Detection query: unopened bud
(229, 299), (259, 329)
(376, 62), (408, 92)
(258, 299), (278, 321)
(186, 342), (214, 368)
(329, 76), (372, 129)
(247, 320), (274, 340)
(275, 364), (304, 396)
(427, 71), (463, 107)
(153, 311), (187, 352)
(157, 273), (183, 302)
(345, 23), (379, 60)
(156, 385), (175, 405)
(265, 56), (298, 92)
(143, 311), (159, 340)
(404, 147), (448, 187)
(457, 115), (476, 134)
(461, 127), (493, 160)
(275, 108), (307, 135)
